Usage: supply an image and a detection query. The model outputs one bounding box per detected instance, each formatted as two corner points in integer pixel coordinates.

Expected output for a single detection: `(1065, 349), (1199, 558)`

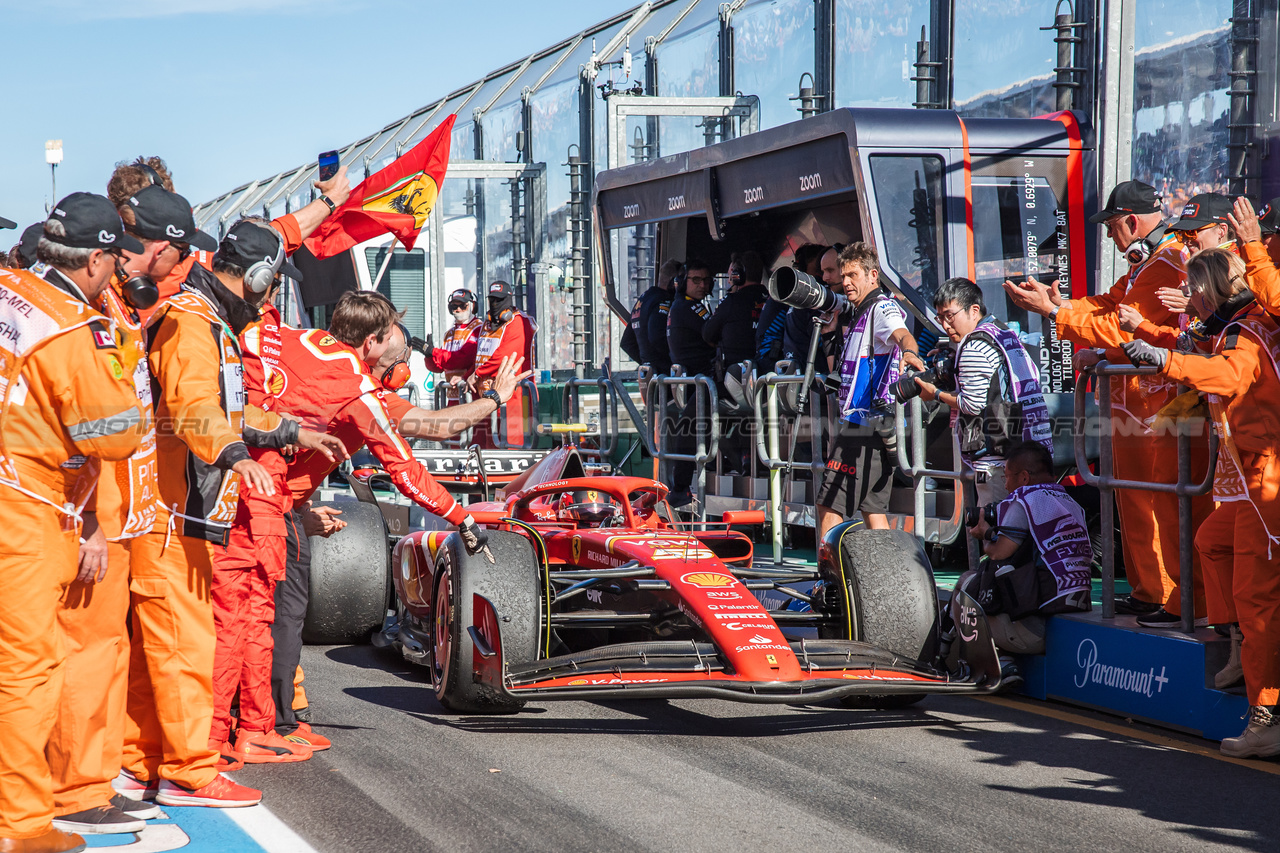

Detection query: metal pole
(1099, 374), (1116, 619)
(1177, 386), (1194, 633)
(371, 242), (397, 291)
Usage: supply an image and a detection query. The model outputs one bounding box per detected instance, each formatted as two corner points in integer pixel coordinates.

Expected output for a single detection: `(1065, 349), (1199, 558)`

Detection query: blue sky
(0, 0), (636, 237)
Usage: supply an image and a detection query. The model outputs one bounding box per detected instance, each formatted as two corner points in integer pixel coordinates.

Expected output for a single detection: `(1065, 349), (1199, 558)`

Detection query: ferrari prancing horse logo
(571, 535), (582, 562)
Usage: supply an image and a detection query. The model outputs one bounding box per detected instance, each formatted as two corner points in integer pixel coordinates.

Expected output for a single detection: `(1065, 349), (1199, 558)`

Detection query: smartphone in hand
(318, 150), (340, 182)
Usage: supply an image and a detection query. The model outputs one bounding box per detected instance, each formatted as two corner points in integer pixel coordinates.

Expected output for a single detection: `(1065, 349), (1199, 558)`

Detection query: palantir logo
(1074, 638), (1169, 697)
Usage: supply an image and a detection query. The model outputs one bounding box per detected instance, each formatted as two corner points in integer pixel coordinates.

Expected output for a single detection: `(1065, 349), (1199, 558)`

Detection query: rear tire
(818, 525), (939, 709)
(432, 529), (540, 714)
(302, 501), (390, 645)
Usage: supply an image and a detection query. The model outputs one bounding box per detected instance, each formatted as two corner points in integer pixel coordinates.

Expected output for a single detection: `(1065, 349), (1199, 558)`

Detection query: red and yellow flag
(304, 114), (455, 260)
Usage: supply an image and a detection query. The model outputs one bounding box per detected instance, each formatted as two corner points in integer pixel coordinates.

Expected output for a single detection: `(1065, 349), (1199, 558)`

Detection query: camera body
(889, 346), (957, 403)
(963, 503), (999, 529)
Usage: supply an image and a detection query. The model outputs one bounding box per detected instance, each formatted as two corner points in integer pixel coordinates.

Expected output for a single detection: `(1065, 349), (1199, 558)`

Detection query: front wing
(466, 590), (1002, 704)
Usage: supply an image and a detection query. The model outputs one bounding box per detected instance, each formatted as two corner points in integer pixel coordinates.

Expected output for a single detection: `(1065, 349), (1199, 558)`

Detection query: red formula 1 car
(381, 446), (1000, 713)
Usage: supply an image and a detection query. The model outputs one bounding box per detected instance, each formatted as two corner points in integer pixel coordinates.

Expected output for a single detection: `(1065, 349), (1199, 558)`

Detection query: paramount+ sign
(1042, 618), (1203, 730)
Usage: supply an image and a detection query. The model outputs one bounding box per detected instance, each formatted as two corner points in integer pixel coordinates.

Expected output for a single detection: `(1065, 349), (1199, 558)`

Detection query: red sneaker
(155, 774), (261, 808)
(284, 722), (331, 752)
(234, 728), (312, 764)
(209, 737), (244, 772)
(111, 768), (159, 802)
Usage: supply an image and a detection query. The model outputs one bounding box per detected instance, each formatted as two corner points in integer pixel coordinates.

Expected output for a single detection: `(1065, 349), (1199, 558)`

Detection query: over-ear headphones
(243, 233), (285, 294)
(380, 322), (412, 391)
(137, 163), (162, 187)
(673, 264), (687, 294)
(114, 261), (159, 311)
(1124, 222), (1168, 267)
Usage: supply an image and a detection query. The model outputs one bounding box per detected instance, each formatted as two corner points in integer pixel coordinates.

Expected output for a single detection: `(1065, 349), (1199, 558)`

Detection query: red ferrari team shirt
(275, 328), (465, 524)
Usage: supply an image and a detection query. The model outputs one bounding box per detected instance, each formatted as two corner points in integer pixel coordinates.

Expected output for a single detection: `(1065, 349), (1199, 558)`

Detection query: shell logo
(568, 678), (588, 686)
(680, 571), (735, 588)
(266, 368), (287, 397)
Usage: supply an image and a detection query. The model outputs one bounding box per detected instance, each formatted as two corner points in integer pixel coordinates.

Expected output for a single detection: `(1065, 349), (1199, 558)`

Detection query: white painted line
(223, 804), (321, 853)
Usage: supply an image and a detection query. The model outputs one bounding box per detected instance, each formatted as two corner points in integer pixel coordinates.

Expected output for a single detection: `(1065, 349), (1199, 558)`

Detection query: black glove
(1121, 339), (1169, 369)
(458, 514), (492, 561)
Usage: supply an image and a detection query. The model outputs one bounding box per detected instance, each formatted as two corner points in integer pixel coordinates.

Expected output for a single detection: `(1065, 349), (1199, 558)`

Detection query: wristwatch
(984, 527), (1000, 543)
(319, 194), (336, 213)
(482, 389), (502, 408)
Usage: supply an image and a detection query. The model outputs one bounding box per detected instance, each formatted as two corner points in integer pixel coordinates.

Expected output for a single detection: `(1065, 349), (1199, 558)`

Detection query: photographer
(815, 243), (924, 537)
(914, 278), (1052, 505)
(942, 441), (1093, 687)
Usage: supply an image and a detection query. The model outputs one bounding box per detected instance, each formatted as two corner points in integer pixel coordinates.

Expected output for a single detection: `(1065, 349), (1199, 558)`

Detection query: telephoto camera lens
(889, 369), (934, 403)
(964, 504), (1000, 528)
(768, 267), (839, 313)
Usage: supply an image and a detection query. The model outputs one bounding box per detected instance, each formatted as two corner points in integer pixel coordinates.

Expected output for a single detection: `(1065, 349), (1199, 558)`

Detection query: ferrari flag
(304, 113), (456, 260)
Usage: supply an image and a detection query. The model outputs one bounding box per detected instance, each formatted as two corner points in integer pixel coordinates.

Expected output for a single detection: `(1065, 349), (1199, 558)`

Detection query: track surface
(231, 645), (1280, 853)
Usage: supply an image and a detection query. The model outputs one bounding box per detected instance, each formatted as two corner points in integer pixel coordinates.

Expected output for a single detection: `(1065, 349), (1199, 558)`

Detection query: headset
(672, 263), (686, 294)
(114, 261), (159, 311)
(137, 163), (163, 187)
(243, 232), (286, 294)
(380, 322), (413, 391)
(1123, 222), (1169, 267)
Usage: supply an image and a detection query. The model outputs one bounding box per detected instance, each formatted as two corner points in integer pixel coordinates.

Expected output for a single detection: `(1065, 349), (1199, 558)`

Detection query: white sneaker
(111, 768), (159, 801)
(1221, 706), (1280, 758)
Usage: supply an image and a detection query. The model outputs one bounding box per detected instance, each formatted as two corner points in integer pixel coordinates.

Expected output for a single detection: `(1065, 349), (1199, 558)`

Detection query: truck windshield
(869, 155), (946, 306)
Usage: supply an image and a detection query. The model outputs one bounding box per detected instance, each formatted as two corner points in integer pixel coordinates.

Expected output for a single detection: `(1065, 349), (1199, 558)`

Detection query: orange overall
(122, 286), (287, 791)
(1166, 304), (1280, 706)
(48, 281), (159, 817)
(1055, 237), (1210, 613)
(0, 267), (147, 840)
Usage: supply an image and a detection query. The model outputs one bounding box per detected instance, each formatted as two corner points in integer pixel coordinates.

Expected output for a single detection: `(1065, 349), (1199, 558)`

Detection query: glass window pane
(1132, 0), (1231, 215)
(656, 19), (719, 98)
(869, 155), (946, 304)
(953, 0), (1058, 118)
(451, 120), (476, 161)
(732, 0), (814, 129)
(834, 0), (930, 108)
(482, 101), (523, 162)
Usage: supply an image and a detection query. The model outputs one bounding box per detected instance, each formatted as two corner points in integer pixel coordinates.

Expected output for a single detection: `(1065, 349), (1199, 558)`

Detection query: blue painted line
(83, 806), (270, 852)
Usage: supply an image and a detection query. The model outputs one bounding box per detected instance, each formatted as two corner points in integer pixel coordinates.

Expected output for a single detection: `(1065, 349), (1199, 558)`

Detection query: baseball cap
(219, 220), (303, 281)
(45, 192), (144, 253)
(486, 280), (513, 300)
(0, 216), (15, 230)
(448, 288), (476, 307)
(1257, 197), (1280, 236)
(1168, 193), (1233, 231)
(125, 185), (217, 251)
(1089, 181), (1162, 224)
(15, 223), (43, 267)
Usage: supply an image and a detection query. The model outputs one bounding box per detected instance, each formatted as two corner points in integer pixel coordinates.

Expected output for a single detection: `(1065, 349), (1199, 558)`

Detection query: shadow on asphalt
(324, 643), (430, 682)
(930, 703), (1280, 853)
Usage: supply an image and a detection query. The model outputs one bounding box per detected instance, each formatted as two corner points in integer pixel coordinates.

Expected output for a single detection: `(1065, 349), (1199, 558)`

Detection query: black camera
(888, 346), (957, 403)
(964, 503), (999, 529)
(768, 267), (846, 314)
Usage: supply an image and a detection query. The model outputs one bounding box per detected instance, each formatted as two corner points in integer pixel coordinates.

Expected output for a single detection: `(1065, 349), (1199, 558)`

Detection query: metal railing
(894, 396), (973, 565)
(489, 377), (541, 450)
(562, 375), (620, 459)
(752, 371), (830, 562)
(645, 370), (719, 522)
(1073, 362), (1217, 631)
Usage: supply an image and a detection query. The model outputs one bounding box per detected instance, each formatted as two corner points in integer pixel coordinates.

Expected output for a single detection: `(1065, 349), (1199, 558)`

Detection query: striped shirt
(955, 333), (1007, 416)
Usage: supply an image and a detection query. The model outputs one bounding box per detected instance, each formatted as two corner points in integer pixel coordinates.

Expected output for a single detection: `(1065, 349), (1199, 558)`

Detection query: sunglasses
(448, 303), (469, 311)
(1175, 225), (1215, 243)
(169, 241), (191, 261)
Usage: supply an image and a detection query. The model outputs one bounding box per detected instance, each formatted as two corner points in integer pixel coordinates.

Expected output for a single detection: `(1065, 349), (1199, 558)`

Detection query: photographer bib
(956, 322), (1052, 458)
(837, 295), (905, 425)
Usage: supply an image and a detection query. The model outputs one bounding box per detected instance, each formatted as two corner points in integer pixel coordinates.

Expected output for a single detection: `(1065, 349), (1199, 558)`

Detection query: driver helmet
(556, 489), (618, 524)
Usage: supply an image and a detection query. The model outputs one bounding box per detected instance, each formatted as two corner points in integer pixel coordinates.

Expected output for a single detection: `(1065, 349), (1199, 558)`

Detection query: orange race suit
(428, 315), (482, 404)
(123, 262), (296, 791)
(1165, 301), (1280, 707)
(1054, 234), (1211, 614)
(435, 311), (535, 447)
(48, 277), (161, 817)
(0, 267), (147, 841)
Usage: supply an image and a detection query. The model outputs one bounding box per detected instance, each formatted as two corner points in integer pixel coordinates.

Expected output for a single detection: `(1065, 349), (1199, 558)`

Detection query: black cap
(45, 192), (144, 253)
(125, 186), (217, 251)
(486, 280), (513, 300)
(0, 216), (15, 230)
(1169, 193), (1234, 231)
(1257, 197), (1280, 236)
(448, 288), (476, 306)
(15, 223), (43, 267)
(1089, 181), (1163, 224)
(219, 220), (303, 281)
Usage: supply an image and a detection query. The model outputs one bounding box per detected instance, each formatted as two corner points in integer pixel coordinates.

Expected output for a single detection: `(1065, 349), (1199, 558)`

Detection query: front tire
(819, 525), (939, 709)
(432, 529), (541, 714)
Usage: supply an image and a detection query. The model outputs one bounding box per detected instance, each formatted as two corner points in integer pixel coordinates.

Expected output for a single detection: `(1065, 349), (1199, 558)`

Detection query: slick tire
(302, 501), (391, 645)
(432, 530), (540, 714)
(818, 525), (938, 709)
